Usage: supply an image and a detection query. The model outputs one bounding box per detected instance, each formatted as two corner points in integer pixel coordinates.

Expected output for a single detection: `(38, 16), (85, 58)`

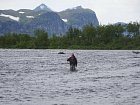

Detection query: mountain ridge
(0, 4), (99, 35)
(58, 6), (99, 28)
(34, 4), (52, 12)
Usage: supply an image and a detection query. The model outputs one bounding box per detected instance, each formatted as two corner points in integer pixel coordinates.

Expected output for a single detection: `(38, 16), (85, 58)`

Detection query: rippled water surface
(0, 49), (140, 105)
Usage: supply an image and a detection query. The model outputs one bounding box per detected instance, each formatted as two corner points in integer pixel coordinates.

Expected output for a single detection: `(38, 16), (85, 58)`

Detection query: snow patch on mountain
(40, 5), (45, 10)
(62, 19), (68, 22)
(19, 11), (25, 14)
(26, 16), (34, 18)
(0, 13), (19, 21)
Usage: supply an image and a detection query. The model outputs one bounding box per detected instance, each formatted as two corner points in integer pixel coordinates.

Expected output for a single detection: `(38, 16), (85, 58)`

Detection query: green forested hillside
(0, 22), (139, 49)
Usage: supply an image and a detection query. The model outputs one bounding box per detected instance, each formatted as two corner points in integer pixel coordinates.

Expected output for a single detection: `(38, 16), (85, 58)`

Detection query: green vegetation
(0, 22), (139, 49)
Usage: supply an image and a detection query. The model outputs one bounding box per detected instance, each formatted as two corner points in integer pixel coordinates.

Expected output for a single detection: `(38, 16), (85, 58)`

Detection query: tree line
(0, 22), (139, 49)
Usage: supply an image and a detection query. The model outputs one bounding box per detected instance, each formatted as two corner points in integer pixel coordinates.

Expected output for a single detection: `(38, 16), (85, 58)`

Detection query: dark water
(0, 49), (140, 105)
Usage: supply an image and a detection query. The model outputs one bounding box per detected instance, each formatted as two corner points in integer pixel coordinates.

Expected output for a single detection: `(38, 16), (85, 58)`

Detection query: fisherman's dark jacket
(67, 56), (77, 66)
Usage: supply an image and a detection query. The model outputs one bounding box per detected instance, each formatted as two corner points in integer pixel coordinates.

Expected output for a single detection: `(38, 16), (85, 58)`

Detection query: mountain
(34, 4), (52, 12)
(58, 6), (99, 28)
(0, 4), (99, 36)
(26, 12), (68, 35)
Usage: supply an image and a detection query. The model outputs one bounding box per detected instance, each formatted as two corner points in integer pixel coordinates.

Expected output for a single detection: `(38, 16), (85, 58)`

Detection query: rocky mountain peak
(72, 6), (83, 9)
(34, 4), (52, 12)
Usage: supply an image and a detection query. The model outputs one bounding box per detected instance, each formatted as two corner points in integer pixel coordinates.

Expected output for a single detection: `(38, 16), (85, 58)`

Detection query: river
(0, 49), (140, 105)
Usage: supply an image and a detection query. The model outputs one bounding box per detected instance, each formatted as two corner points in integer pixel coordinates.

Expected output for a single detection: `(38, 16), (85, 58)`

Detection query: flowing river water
(0, 49), (140, 105)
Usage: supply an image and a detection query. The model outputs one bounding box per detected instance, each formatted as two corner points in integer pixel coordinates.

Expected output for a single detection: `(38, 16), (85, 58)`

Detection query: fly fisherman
(67, 53), (77, 71)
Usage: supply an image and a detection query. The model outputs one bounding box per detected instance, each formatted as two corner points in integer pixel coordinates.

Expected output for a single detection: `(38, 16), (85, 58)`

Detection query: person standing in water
(67, 53), (77, 71)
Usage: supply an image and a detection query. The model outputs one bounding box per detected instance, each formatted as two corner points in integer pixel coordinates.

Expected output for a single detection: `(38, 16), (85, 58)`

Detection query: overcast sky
(0, 0), (139, 24)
